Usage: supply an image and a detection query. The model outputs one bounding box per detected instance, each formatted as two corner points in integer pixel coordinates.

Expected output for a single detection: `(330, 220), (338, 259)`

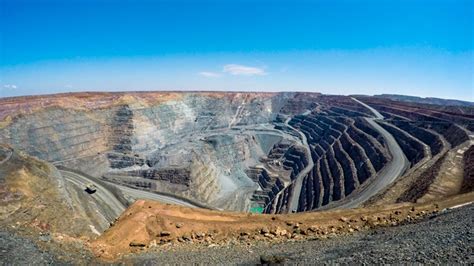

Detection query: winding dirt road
(112, 182), (199, 208)
(61, 170), (126, 219)
(60, 169), (200, 217)
(286, 117), (314, 213)
(331, 98), (409, 208)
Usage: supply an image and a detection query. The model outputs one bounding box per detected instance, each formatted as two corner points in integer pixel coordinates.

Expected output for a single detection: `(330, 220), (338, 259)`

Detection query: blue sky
(0, 0), (473, 100)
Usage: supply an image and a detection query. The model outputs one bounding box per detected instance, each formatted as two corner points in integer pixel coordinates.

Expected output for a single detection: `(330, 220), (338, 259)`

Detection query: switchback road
(286, 117), (314, 213)
(60, 169), (200, 217)
(331, 98), (409, 208)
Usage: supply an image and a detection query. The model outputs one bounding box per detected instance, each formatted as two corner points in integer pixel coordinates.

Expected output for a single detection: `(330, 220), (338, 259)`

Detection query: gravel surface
(1, 204), (472, 264)
(0, 231), (58, 265)
(127, 204), (474, 264)
(0, 231), (94, 265)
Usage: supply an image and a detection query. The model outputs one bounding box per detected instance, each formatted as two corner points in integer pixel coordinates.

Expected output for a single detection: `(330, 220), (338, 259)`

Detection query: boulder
(160, 231), (171, 237)
(129, 240), (146, 247)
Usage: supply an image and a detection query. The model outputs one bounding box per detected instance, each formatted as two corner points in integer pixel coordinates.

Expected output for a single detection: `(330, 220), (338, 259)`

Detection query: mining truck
(85, 183), (97, 194)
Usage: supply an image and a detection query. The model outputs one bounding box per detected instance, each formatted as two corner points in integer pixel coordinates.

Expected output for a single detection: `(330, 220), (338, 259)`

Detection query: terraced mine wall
(379, 122), (425, 166)
(0, 92), (281, 210)
(295, 115), (388, 212)
(249, 140), (307, 210)
(389, 120), (443, 156)
(261, 98), (391, 213)
(2, 108), (113, 176)
(261, 95), (472, 213)
(396, 153), (447, 203)
(461, 145), (474, 194)
(1, 92), (472, 214)
(356, 97), (471, 148)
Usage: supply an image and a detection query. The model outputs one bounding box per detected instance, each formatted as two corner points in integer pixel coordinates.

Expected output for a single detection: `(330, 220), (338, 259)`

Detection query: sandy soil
(91, 191), (474, 261)
(419, 140), (473, 203)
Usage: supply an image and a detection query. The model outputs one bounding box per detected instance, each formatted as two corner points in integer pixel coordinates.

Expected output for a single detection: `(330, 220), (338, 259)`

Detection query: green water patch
(249, 206), (264, 214)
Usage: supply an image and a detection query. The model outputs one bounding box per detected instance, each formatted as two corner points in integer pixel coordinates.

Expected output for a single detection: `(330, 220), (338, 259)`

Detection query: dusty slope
(91, 192), (474, 261)
(124, 202), (474, 264)
(0, 146), (90, 236)
(0, 145), (99, 263)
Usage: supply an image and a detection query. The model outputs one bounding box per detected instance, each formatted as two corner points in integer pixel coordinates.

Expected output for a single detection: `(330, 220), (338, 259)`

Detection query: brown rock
(175, 223), (184, 228)
(260, 227), (270, 234)
(263, 233), (274, 238)
(160, 231), (171, 237)
(308, 225), (319, 232)
(270, 227), (285, 236)
(129, 241), (146, 247)
(339, 217), (349, 223)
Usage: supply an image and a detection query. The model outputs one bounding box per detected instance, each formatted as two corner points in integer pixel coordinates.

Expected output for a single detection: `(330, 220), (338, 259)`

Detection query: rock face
(461, 146), (474, 194)
(0, 92), (280, 211)
(265, 101), (391, 213)
(0, 91), (472, 213)
(379, 122), (426, 166)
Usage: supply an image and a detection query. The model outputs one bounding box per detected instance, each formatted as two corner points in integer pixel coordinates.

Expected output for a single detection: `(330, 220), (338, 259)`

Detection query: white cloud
(199, 71), (221, 78)
(3, 84), (17, 89)
(222, 64), (266, 76)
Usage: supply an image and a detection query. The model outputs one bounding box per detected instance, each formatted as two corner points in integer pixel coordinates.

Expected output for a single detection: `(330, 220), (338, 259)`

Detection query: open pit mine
(1, 91), (473, 264)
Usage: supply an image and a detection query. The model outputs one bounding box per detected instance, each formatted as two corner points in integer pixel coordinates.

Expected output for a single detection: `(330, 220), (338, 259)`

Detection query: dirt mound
(123, 202), (474, 264)
(91, 192), (474, 261)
